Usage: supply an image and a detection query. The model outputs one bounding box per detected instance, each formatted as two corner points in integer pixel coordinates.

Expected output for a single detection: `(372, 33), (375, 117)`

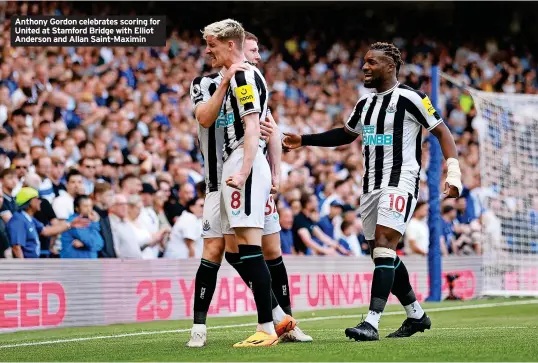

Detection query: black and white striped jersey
(190, 72), (225, 193)
(345, 82), (443, 198)
(221, 62), (269, 161)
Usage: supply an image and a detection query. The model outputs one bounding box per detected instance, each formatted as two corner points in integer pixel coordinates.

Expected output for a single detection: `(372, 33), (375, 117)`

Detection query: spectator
(338, 220), (360, 256)
(126, 194), (169, 259)
(292, 193), (344, 256)
(50, 155), (67, 197)
(320, 179), (351, 217)
(52, 169), (85, 220)
(165, 197), (204, 259)
(34, 156), (55, 203)
(0, 181), (10, 258)
(120, 173), (142, 196)
(7, 187), (89, 258)
(31, 120), (53, 153)
(318, 200), (343, 240)
(60, 195), (104, 259)
(79, 157), (96, 195)
(139, 183), (160, 234)
(91, 181), (116, 258)
(25, 172), (59, 258)
(0, 168), (18, 223)
(11, 153), (29, 196)
(279, 207), (295, 255)
(404, 201), (430, 256)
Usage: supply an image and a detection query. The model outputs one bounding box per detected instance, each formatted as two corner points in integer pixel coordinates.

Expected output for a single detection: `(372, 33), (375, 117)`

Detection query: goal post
(440, 71), (538, 296)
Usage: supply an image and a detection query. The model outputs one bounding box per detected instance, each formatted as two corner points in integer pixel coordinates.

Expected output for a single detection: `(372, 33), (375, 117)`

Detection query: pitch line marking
(1, 299), (536, 349)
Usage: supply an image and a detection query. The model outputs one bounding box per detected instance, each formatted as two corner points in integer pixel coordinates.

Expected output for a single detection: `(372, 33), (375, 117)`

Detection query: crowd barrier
(0, 256), (481, 333)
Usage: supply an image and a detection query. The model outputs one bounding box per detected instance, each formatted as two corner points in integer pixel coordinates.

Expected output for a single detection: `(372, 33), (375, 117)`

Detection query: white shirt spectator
(52, 192), (74, 220)
(164, 211), (202, 259)
(38, 177), (55, 203)
(109, 214), (144, 259)
(405, 218), (430, 255)
(137, 206), (160, 234)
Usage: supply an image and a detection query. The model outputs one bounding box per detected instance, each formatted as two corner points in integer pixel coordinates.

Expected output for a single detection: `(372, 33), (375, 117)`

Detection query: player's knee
(224, 234), (238, 253)
(202, 237), (225, 263)
(375, 226), (401, 249)
(262, 233), (282, 260)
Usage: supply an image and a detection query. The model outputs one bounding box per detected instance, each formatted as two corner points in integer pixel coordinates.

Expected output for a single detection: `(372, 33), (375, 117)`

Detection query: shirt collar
(376, 82), (400, 96)
(22, 211), (32, 222)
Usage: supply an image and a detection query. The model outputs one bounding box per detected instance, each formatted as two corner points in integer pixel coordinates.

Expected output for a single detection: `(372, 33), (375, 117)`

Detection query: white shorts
(221, 147), (271, 232)
(263, 194), (281, 235)
(359, 186), (417, 240)
(202, 191), (223, 239)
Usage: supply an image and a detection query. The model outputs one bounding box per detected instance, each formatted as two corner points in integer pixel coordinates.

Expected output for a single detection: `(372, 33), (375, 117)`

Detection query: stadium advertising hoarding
(0, 256), (482, 332)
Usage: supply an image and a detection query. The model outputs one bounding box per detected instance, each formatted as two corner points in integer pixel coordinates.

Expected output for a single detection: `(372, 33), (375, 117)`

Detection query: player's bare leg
(186, 237), (225, 347)
(346, 226), (430, 341)
(262, 232), (312, 342)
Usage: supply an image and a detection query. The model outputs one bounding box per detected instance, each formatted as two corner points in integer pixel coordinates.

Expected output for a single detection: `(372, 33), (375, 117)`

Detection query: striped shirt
(221, 62), (269, 161)
(345, 83), (443, 198)
(190, 72), (225, 193)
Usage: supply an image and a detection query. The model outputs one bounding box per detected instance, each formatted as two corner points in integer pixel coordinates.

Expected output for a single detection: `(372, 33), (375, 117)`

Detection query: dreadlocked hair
(370, 42), (404, 75)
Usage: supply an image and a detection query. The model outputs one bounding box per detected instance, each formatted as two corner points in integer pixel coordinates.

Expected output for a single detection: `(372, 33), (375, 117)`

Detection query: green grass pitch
(1, 298), (537, 362)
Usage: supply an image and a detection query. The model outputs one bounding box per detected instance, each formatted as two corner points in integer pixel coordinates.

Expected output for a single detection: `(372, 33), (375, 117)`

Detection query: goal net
(468, 89), (538, 296)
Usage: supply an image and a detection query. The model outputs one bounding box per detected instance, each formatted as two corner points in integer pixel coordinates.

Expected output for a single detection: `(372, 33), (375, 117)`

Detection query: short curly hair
(370, 42), (404, 75)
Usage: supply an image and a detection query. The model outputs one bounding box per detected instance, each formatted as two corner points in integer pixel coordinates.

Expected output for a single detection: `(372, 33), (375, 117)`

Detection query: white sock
(364, 310), (381, 330)
(404, 301), (425, 319)
(257, 322), (276, 335)
(192, 323), (206, 333)
(272, 305), (287, 323)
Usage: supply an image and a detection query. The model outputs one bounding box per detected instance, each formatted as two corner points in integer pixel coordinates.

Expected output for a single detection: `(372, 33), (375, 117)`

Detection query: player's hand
(443, 182), (460, 199)
(282, 132), (302, 152)
(223, 63), (249, 83)
(270, 184), (279, 195)
(226, 173), (248, 190)
(260, 119), (274, 141)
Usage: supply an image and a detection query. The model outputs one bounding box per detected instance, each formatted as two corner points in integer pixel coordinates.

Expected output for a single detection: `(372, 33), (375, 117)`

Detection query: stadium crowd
(0, 1), (536, 259)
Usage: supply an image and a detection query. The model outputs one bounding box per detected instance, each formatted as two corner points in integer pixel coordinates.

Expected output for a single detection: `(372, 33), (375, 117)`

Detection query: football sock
(391, 256), (424, 319)
(238, 245), (273, 324)
(193, 258), (221, 324)
(266, 256), (292, 316)
(365, 248), (396, 330)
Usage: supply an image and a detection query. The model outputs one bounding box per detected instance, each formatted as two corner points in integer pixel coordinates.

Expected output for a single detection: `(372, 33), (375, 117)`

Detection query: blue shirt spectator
(7, 211), (43, 258)
(60, 195), (104, 259)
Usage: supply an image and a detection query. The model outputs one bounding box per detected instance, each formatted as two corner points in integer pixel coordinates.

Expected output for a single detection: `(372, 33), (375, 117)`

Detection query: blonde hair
(202, 19), (245, 50)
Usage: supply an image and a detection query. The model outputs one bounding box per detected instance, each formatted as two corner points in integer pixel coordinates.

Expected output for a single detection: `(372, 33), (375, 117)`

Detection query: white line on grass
(1, 299), (536, 349)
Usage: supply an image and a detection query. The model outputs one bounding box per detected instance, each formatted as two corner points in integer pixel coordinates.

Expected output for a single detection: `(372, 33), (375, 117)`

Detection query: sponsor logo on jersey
(391, 211), (404, 221)
(362, 125), (393, 145)
(273, 214), (279, 221)
(232, 210), (241, 216)
(421, 96), (436, 116)
(216, 111), (235, 128)
(236, 85), (255, 105)
(386, 103), (397, 113)
(203, 220), (211, 232)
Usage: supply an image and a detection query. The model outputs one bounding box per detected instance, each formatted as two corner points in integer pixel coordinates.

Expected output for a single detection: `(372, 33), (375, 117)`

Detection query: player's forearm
(301, 127), (357, 147)
(195, 81), (230, 128)
(267, 118), (282, 182)
(240, 114), (260, 177)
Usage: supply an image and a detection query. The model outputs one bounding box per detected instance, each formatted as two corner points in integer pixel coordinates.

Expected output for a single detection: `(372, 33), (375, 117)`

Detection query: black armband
(301, 127), (357, 147)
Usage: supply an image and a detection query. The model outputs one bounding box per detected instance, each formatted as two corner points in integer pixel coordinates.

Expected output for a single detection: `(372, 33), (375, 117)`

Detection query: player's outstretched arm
(283, 127), (357, 150)
(266, 113), (281, 193)
(194, 63), (249, 128)
(226, 112), (260, 190)
(430, 122), (462, 198)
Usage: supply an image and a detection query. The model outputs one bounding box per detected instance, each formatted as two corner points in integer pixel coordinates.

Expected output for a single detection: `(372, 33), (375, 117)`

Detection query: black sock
(391, 256), (417, 306)
(238, 245), (273, 324)
(226, 252), (279, 310)
(266, 256), (292, 316)
(369, 257), (396, 313)
(193, 258), (221, 324)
